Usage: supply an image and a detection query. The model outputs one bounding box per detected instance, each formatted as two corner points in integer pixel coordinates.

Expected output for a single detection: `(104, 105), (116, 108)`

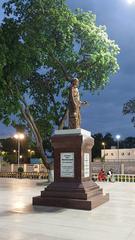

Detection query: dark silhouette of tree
(123, 98), (135, 127)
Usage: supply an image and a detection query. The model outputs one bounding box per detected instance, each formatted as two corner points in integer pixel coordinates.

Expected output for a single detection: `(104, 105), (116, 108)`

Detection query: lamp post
(14, 133), (25, 167)
(102, 142), (106, 159)
(116, 135), (121, 161)
(28, 149), (35, 158)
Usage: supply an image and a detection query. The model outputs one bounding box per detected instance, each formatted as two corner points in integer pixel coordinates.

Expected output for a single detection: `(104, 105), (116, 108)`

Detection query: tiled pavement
(0, 179), (135, 240)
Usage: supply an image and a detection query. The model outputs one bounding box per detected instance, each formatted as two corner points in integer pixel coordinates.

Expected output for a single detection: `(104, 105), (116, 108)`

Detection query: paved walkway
(0, 179), (135, 240)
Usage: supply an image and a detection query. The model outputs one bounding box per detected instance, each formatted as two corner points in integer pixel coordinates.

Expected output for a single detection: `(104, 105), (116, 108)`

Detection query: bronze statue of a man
(69, 78), (81, 129)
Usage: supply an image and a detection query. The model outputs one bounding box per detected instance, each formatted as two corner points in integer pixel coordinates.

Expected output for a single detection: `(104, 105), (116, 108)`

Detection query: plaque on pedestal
(84, 153), (90, 178)
(60, 152), (74, 178)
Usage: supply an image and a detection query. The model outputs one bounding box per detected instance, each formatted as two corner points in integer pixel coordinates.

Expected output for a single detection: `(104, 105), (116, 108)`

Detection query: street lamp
(28, 149), (35, 158)
(14, 133), (25, 167)
(116, 135), (121, 161)
(102, 142), (106, 159)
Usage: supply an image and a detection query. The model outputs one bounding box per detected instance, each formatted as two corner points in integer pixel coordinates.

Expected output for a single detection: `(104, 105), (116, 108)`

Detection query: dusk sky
(0, 0), (135, 139)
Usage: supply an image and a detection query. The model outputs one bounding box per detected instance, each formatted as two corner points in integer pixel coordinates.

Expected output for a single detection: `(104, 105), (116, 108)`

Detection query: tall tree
(0, 0), (120, 169)
(92, 132), (116, 159)
(103, 133), (115, 149)
(120, 137), (135, 149)
(123, 98), (135, 127)
(92, 133), (104, 159)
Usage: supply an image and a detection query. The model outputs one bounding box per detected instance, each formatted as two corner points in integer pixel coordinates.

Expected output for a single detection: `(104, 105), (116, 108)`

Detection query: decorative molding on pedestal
(54, 129), (91, 141)
(54, 128), (91, 137)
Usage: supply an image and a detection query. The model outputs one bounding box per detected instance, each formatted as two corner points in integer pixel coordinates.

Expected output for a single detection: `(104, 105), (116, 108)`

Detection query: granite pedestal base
(33, 129), (109, 210)
(33, 181), (109, 210)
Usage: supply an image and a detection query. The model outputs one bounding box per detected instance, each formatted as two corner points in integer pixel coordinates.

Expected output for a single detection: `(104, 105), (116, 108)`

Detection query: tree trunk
(58, 108), (69, 130)
(20, 96), (69, 169)
(20, 102), (50, 170)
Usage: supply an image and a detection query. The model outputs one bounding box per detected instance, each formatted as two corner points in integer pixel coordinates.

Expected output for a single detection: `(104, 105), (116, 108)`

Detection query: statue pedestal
(33, 129), (109, 210)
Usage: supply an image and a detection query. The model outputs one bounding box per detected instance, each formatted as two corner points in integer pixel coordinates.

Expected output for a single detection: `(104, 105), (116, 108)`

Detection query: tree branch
(49, 51), (71, 81)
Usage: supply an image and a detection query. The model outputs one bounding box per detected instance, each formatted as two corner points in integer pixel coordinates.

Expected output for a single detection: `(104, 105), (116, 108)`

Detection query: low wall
(0, 163), (47, 173)
(1, 162), (135, 175)
(91, 161), (135, 174)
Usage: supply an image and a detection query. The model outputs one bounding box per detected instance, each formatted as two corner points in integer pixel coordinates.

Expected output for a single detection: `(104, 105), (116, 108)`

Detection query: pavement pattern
(0, 178), (135, 240)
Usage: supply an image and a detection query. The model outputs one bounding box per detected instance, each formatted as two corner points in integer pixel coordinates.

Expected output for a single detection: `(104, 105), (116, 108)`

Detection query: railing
(0, 172), (48, 179)
(1, 172), (135, 182)
(92, 173), (135, 182)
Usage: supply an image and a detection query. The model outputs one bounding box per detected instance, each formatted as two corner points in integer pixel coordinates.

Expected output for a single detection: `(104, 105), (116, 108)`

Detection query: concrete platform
(0, 179), (135, 240)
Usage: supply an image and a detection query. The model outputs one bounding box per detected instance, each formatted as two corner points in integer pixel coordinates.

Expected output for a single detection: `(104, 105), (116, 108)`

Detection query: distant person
(107, 169), (115, 182)
(98, 168), (106, 181)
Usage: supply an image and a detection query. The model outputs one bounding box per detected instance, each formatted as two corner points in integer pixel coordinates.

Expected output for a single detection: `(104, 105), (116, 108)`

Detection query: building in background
(101, 148), (135, 161)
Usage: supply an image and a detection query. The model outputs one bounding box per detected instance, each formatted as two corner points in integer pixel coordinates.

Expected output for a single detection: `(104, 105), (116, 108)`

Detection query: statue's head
(72, 78), (79, 87)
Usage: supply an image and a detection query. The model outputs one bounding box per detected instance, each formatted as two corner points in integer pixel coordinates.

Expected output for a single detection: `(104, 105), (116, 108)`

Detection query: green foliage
(0, 0), (120, 151)
(0, 150), (8, 162)
(104, 133), (115, 148)
(92, 132), (115, 159)
(92, 133), (103, 159)
(74, 10), (120, 91)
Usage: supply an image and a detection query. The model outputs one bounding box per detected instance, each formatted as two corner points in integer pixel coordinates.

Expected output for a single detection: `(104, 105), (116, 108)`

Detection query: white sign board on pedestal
(84, 153), (90, 178)
(60, 152), (74, 178)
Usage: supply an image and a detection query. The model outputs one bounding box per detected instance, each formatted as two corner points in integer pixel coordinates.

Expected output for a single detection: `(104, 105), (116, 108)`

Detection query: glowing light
(14, 133), (25, 140)
(127, 0), (135, 4)
(1, 151), (6, 155)
(116, 135), (121, 140)
(12, 199), (26, 213)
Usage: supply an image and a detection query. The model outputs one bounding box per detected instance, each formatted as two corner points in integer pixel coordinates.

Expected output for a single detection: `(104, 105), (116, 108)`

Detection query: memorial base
(33, 181), (109, 210)
(33, 129), (109, 210)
